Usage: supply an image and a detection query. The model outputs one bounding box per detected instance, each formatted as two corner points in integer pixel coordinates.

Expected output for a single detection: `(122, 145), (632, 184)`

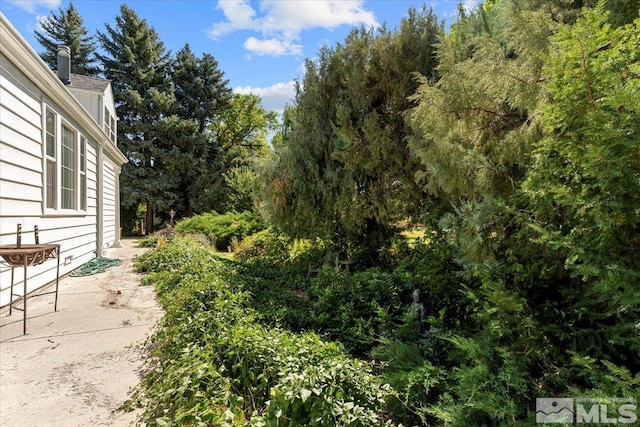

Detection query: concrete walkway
(0, 239), (163, 427)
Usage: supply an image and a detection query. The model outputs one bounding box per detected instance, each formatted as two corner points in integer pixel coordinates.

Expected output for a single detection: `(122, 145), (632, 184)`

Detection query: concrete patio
(0, 239), (163, 426)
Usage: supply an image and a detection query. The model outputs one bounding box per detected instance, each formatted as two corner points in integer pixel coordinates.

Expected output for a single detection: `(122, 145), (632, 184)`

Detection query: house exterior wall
(0, 14), (127, 308)
(0, 52), (99, 306)
(69, 90), (100, 122)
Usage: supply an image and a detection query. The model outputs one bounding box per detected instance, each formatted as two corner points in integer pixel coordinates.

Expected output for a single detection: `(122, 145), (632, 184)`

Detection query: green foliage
(255, 357), (393, 427)
(227, 251), (408, 355)
(164, 44), (232, 218)
(137, 233), (173, 248)
(171, 44), (232, 134)
(523, 6), (640, 282)
(259, 7), (443, 259)
(97, 5), (174, 232)
(407, 1), (548, 221)
(234, 228), (291, 264)
(192, 93), (277, 214)
(174, 211), (265, 251)
(372, 339), (446, 425)
(305, 268), (405, 355)
(91, 2), (640, 426)
(132, 238), (396, 426)
(394, 236), (470, 333)
(34, 2), (99, 76)
(224, 166), (259, 213)
(400, 3), (640, 426)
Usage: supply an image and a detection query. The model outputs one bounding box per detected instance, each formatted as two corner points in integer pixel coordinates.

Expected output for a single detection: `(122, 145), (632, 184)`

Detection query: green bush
(174, 211), (265, 251)
(234, 228), (291, 264)
(231, 248), (411, 356)
(255, 357), (393, 427)
(137, 227), (175, 248)
(305, 268), (406, 355)
(372, 338), (446, 425)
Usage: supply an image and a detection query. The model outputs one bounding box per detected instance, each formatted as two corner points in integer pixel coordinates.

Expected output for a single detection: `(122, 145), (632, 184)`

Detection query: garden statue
(409, 287), (426, 333)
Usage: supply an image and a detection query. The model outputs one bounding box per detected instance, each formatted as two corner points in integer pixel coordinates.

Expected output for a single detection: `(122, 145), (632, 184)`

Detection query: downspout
(111, 164), (123, 248)
(96, 143), (104, 257)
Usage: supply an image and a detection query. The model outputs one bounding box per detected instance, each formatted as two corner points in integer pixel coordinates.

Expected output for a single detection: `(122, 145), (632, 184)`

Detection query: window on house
(104, 106), (109, 133)
(45, 109), (56, 209)
(44, 105), (87, 213)
(110, 115), (116, 143)
(104, 106), (116, 143)
(80, 136), (87, 211)
(61, 124), (76, 210)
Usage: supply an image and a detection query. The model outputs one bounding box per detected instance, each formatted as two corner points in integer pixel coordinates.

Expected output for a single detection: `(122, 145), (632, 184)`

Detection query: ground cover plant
(132, 237), (396, 426)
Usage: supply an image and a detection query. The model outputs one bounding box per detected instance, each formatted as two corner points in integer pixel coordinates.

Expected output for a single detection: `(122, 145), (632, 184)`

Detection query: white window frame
(104, 106), (110, 136)
(104, 106), (116, 143)
(80, 135), (87, 211)
(45, 108), (56, 209)
(43, 104), (88, 215)
(60, 123), (76, 210)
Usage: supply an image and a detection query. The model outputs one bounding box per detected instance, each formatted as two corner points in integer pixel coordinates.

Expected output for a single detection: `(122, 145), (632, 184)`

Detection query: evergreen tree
(97, 5), (174, 233)
(402, 3), (640, 425)
(523, 3), (640, 364)
(406, 0), (550, 266)
(169, 44), (233, 217)
(171, 44), (232, 133)
(34, 2), (99, 76)
(261, 7), (443, 260)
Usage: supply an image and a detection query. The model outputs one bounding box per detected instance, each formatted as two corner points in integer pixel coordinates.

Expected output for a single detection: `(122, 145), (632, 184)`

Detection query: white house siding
(0, 51), (99, 307)
(70, 90), (100, 123)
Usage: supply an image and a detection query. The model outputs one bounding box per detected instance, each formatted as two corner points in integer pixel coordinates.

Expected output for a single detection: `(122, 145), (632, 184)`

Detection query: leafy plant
(132, 237), (396, 426)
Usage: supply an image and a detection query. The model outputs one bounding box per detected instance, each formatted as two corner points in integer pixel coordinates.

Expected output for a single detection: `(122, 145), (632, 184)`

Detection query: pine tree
(406, 0), (552, 265)
(34, 2), (99, 76)
(171, 44), (232, 133)
(97, 5), (174, 233)
(169, 44), (233, 217)
(522, 5), (640, 365)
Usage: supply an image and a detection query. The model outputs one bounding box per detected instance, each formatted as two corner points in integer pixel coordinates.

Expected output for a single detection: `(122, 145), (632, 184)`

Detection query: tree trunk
(146, 200), (154, 234)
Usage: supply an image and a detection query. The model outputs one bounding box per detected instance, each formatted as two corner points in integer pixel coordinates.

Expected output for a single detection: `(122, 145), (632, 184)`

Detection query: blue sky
(1, 0), (472, 113)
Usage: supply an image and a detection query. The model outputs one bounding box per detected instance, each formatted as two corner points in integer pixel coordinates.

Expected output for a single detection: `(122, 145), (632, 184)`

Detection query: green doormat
(70, 257), (122, 276)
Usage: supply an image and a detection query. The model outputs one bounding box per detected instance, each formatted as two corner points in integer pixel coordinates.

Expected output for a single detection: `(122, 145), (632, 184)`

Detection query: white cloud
(234, 81), (296, 113)
(6, 0), (60, 13)
(209, 0), (378, 56)
(209, 0), (257, 39)
(244, 36), (303, 56)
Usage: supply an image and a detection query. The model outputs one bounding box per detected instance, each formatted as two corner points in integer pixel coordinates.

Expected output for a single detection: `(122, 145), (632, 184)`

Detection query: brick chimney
(57, 45), (70, 85)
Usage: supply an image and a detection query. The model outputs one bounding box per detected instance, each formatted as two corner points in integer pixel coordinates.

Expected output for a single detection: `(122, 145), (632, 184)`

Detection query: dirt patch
(0, 239), (163, 427)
